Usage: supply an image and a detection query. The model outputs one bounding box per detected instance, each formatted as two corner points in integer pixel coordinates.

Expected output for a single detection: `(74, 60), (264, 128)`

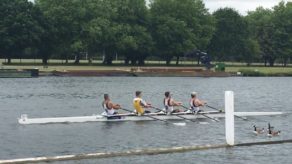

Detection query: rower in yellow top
(133, 91), (152, 115)
(102, 94), (121, 115)
(163, 91), (183, 114)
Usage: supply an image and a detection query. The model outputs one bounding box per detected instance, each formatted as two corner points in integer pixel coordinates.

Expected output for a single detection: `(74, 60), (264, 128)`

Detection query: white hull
(18, 111), (283, 125)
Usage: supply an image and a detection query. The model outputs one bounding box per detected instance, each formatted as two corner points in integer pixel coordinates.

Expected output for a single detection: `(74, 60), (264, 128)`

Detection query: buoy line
(0, 144), (229, 164)
(1, 139), (292, 164)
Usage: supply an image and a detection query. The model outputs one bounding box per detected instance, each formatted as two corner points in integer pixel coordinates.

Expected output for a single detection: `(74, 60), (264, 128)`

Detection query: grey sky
(204, 0), (290, 15)
(29, 0), (290, 15)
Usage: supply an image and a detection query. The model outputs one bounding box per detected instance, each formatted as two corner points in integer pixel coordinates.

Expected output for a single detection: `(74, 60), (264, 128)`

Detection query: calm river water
(0, 77), (291, 163)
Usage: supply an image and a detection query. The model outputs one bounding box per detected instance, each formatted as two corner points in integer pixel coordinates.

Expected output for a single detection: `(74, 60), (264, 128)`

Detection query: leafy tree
(83, 0), (119, 65)
(272, 1), (292, 66)
(114, 0), (153, 65)
(246, 7), (276, 66)
(0, 0), (43, 64)
(150, 0), (214, 65)
(208, 8), (249, 62)
(243, 38), (260, 65)
(36, 0), (87, 64)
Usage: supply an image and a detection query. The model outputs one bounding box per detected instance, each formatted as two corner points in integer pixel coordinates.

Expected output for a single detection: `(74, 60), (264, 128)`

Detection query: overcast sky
(204, 0), (290, 15)
(29, 0), (290, 15)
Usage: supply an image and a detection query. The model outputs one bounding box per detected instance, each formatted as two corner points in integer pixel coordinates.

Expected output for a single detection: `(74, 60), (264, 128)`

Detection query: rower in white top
(102, 94), (121, 115)
(189, 92), (207, 113)
(163, 91), (183, 114)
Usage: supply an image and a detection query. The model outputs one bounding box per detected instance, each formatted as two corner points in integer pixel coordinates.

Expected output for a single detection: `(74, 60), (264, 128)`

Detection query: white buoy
(225, 91), (235, 146)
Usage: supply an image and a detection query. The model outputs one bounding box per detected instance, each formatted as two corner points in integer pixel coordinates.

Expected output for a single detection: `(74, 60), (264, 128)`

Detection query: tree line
(0, 0), (292, 66)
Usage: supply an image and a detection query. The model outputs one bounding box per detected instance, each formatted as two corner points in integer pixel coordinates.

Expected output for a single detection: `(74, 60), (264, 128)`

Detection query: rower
(133, 91), (152, 115)
(189, 92), (206, 113)
(102, 94), (121, 115)
(163, 91), (182, 114)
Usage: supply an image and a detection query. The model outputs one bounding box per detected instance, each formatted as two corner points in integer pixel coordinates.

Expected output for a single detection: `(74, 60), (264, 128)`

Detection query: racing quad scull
(18, 111), (283, 125)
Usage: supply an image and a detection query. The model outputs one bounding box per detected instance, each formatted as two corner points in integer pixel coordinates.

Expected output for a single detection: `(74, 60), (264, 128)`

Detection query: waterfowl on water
(267, 128), (281, 137)
(253, 125), (265, 135)
(267, 123), (281, 137)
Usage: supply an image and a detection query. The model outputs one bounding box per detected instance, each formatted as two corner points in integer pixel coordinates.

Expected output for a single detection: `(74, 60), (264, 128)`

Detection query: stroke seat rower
(189, 92), (206, 114)
(102, 94), (121, 119)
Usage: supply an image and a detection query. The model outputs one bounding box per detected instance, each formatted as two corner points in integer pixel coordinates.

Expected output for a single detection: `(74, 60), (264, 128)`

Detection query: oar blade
(173, 122), (186, 126)
(199, 122), (209, 125)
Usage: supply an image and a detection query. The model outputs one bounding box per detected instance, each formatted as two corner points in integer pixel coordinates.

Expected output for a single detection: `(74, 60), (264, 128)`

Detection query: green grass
(226, 66), (292, 74)
(2, 59), (292, 76)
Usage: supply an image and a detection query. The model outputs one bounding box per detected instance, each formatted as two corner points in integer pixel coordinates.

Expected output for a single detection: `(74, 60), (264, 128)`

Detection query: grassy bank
(2, 59), (292, 76)
(226, 67), (292, 76)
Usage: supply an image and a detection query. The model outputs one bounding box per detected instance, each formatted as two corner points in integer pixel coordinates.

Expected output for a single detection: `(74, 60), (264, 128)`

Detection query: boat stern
(18, 114), (28, 124)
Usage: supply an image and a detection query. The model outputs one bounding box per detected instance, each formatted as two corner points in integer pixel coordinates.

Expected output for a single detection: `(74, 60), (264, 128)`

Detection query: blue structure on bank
(184, 49), (212, 69)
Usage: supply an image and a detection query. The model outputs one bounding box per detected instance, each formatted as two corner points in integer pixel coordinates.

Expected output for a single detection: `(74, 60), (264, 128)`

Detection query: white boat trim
(18, 111), (284, 125)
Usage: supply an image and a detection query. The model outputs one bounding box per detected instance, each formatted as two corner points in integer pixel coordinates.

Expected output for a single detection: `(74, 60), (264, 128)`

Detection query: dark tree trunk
(105, 58), (112, 65)
(103, 48), (114, 65)
(103, 55), (113, 65)
(74, 53), (80, 64)
(197, 56), (200, 65)
(138, 58), (145, 66)
(176, 56), (179, 65)
(165, 56), (172, 65)
(131, 59), (137, 65)
(42, 58), (48, 65)
(283, 57), (288, 67)
(7, 58), (11, 64)
(166, 59), (171, 65)
(124, 57), (130, 65)
(268, 58), (275, 67)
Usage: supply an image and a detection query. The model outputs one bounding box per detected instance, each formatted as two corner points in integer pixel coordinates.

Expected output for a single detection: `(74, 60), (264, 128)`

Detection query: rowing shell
(17, 111), (283, 125)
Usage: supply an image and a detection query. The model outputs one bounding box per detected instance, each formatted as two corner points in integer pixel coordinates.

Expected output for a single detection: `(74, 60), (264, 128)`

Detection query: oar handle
(120, 108), (134, 113)
(151, 106), (162, 111)
(180, 105), (189, 110)
(151, 106), (196, 123)
(121, 107), (169, 123)
(181, 105), (219, 122)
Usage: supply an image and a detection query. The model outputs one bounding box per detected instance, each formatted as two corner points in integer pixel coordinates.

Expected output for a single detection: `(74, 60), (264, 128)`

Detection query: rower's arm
(112, 103), (121, 110)
(171, 99), (182, 106)
(141, 99), (151, 108)
(195, 99), (206, 106)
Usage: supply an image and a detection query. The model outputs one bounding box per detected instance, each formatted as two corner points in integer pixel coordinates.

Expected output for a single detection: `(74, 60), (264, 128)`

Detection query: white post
(225, 91), (234, 146)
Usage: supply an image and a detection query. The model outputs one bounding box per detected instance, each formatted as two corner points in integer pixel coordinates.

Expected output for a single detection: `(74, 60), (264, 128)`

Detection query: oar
(180, 105), (219, 122)
(120, 108), (168, 123)
(120, 108), (186, 126)
(151, 106), (197, 123)
(206, 105), (224, 112)
(206, 105), (248, 121)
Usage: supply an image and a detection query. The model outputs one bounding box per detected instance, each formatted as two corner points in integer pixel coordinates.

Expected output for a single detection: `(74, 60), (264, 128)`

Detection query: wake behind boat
(18, 111), (283, 125)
